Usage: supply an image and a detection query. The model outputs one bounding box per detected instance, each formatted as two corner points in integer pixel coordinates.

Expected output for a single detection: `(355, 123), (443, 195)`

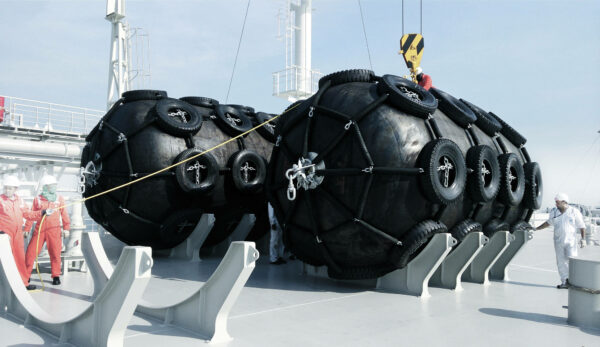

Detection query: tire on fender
(466, 145), (500, 202)
(254, 112), (277, 143)
(213, 105), (253, 136)
(497, 153), (525, 206)
(229, 150), (267, 193)
(430, 88), (477, 128)
(122, 89), (168, 103)
(523, 162), (543, 209)
(158, 208), (203, 249)
(319, 69), (376, 88)
(179, 96), (219, 109)
(389, 220), (447, 269)
(174, 148), (219, 194)
(460, 99), (501, 136)
(377, 74), (438, 118)
(154, 98), (203, 137)
(418, 139), (467, 205)
(449, 219), (482, 242)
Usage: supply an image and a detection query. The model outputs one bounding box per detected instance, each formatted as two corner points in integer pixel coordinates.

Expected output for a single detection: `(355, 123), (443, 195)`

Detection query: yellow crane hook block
(399, 33), (424, 82)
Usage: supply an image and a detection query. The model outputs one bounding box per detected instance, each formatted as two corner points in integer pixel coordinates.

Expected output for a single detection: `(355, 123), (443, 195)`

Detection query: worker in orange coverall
(0, 175), (37, 290)
(24, 175), (70, 286)
(415, 66), (433, 90)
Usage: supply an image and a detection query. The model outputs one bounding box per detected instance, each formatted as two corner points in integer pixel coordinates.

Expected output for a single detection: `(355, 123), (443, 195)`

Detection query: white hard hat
(555, 193), (569, 203)
(415, 67), (423, 75)
(3, 175), (20, 187)
(40, 175), (57, 186)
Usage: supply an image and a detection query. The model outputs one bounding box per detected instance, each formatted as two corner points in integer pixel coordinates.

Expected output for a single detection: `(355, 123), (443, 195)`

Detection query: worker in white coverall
(268, 203), (286, 265)
(535, 193), (586, 289)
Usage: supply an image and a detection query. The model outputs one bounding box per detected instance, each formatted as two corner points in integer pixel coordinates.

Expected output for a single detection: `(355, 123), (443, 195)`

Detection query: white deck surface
(1, 229), (599, 346)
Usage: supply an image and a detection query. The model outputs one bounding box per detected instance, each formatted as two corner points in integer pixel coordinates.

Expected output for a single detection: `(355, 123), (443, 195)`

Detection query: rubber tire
(174, 148), (219, 194)
(460, 99), (501, 136)
(483, 218), (510, 237)
(213, 105), (253, 136)
(318, 69), (375, 88)
(418, 139), (467, 205)
(154, 98), (203, 137)
(158, 208), (204, 249)
(466, 145), (501, 202)
(449, 219), (482, 242)
(228, 104), (256, 117)
(377, 74), (438, 118)
(254, 112), (277, 143)
(497, 153), (525, 206)
(523, 162), (543, 210)
(122, 89), (168, 103)
(229, 150), (267, 193)
(390, 220), (447, 269)
(179, 96), (219, 109)
(488, 112), (527, 147)
(430, 88), (477, 128)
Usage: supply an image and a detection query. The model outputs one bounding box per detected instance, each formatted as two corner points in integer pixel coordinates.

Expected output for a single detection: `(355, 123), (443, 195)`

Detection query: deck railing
(0, 95), (103, 135)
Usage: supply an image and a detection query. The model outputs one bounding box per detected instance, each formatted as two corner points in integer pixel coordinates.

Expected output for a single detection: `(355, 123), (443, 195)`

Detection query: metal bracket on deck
(165, 214), (216, 261)
(462, 231), (514, 285)
(82, 232), (259, 343)
(137, 242), (259, 342)
(376, 233), (456, 297)
(209, 214), (256, 257)
(489, 228), (533, 280)
(0, 234), (151, 347)
(429, 232), (488, 291)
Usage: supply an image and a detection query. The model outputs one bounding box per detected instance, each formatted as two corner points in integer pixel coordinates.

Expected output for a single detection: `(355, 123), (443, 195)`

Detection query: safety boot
(52, 276), (61, 285)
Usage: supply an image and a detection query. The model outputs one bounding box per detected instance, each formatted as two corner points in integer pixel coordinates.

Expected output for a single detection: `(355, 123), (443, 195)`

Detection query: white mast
(273, 0), (321, 102)
(106, 0), (130, 110)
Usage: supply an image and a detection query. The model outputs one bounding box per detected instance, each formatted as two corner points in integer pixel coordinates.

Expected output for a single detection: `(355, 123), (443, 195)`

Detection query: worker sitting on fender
(0, 175), (37, 290)
(415, 66), (432, 90)
(24, 175), (70, 286)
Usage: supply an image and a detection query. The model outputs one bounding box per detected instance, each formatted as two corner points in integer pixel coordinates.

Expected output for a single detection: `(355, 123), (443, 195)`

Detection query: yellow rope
(30, 102), (299, 289)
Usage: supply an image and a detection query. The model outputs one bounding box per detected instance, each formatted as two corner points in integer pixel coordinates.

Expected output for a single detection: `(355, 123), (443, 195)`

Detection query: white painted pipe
(0, 137), (81, 158)
(294, 0), (312, 93)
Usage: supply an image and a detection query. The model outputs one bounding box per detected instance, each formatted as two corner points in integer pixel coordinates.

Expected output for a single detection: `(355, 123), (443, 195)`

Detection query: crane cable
(29, 101), (302, 290)
(357, 0), (373, 71)
(225, 0), (251, 103)
(401, 0), (424, 35)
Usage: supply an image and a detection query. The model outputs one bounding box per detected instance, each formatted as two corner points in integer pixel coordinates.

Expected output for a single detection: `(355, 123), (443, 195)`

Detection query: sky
(0, 0), (599, 208)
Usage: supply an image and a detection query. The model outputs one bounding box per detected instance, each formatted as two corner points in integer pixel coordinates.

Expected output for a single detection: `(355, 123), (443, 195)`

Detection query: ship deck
(1, 228), (599, 347)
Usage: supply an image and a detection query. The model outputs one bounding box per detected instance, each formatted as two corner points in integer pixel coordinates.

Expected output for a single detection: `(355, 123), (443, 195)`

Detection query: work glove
(62, 230), (70, 238)
(579, 239), (586, 248)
